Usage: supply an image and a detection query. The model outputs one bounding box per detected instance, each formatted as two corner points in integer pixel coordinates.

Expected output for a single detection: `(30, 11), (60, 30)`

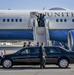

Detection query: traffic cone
(4, 50), (6, 55)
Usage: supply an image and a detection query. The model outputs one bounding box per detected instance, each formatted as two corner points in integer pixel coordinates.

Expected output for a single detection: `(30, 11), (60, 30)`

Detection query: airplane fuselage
(0, 10), (74, 42)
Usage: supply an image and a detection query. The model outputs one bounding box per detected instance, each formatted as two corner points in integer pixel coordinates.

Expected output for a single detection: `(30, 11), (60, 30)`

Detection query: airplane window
(60, 19), (63, 22)
(15, 19), (18, 22)
(19, 19), (22, 22)
(56, 19), (59, 22)
(11, 19), (14, 22)
(64, 19), (67, 22)
(7, 19), (10, 22)
(3, 19), (5, 22)
(72, 19), (74, 22)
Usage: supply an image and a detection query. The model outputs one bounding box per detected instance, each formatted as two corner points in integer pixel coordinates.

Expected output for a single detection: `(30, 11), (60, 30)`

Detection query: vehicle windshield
(14, 48), (24, 54)
(58, 46), (71, 52)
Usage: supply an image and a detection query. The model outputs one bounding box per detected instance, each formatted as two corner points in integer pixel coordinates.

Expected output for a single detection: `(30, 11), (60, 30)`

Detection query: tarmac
(0, 64), (74, 75)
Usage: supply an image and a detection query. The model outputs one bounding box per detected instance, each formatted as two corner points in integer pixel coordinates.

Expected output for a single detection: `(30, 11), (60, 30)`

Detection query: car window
(45, 47), (50, 53)
(50, 48), (60, 53)
(30, 48), (39, 54)
(20, 47), (39, 54)
(21, 49), (30, 54)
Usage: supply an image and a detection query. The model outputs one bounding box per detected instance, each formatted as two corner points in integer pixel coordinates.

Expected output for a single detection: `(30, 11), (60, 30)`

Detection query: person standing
(36, 13), (45, 27)
(27, 42), (32, 47)
(23, 42), (27, 47)
(36, 14), (40, 27)
(39, 42), (46, 69)
(0, 50), (4, 57)
(41, 14), (45, 27)
(36, 42), (40, 46)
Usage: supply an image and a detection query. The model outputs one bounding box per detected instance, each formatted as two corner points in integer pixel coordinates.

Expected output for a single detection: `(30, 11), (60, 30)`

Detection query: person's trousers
(40, 57), (46, 68)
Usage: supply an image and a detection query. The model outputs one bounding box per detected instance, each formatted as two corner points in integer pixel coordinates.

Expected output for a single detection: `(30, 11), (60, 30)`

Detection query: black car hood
(4, 53), (14, 57)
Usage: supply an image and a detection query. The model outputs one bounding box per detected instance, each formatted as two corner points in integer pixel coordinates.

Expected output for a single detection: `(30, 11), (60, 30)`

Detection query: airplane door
(29, 12), (38, 27)
(30, 12), (38, 19)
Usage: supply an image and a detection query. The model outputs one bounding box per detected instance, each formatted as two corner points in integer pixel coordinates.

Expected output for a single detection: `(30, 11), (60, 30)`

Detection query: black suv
(1, 46), (74, 68)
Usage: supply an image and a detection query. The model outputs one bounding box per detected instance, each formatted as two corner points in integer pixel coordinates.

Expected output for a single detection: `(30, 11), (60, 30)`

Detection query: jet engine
(68, 30), (74, 51)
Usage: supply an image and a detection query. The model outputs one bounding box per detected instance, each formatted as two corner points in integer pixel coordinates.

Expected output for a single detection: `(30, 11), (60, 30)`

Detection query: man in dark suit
(23, 42), (27, 47)
(39, 42), (46, 69)
(36, 42), (40, 46)
(27, 42), (32, 47)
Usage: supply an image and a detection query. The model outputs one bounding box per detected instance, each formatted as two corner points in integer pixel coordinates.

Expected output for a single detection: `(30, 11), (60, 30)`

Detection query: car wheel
(2, 59), (12, 68)
(58, 58), (69, 68)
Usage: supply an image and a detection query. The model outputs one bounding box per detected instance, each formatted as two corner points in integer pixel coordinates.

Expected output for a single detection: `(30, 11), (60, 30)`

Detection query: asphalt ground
(0, 64), (74, 75)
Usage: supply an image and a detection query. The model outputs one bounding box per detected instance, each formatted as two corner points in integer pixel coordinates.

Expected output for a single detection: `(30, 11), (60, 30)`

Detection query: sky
(0, 0), (74, 10)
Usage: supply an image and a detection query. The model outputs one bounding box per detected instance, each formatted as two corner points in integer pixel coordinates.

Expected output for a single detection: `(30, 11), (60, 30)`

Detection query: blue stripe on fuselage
(49, 30), (70, 42)
(0, 30), (33, 40)
(0, 29), (70, 42)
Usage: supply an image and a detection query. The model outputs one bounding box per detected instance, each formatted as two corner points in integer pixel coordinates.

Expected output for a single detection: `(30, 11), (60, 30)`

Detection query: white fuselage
(0, 10), (74, 30)
(0, 9), (74, 42)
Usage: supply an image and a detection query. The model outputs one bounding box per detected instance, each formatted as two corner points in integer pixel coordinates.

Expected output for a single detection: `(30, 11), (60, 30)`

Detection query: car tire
(2, 59), (12, 68)
(58, 58), (69, 68)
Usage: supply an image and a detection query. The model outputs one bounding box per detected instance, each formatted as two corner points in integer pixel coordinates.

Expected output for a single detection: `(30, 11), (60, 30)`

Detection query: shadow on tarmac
(0, 66), (71, 70)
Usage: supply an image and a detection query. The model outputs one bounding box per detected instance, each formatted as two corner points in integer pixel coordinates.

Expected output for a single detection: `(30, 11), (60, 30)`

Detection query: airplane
(0, 7), (74, 50)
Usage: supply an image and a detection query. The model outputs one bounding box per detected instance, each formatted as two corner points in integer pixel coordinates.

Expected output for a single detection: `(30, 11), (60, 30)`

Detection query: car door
(13, 48), (31, 64)
(28, 47), (39, 64)
(46, 47), (61, 64)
